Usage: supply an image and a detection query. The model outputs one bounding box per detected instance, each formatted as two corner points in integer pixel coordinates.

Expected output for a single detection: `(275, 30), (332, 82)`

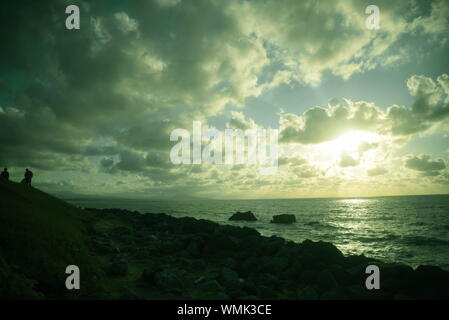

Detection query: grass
(0, 180), (104, 299)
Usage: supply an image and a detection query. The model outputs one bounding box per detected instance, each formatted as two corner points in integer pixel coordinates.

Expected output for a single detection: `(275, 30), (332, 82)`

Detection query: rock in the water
(270, 214), (296, 224)
(229, 211), (257, 221)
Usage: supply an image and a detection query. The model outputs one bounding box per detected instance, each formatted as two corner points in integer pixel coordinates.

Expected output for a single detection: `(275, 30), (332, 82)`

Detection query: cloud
(280, 74), (449, 145)
(405, 154), (446, 176)
(340, 152), (359, 168)
(226, 111), (257, 130)
(358, 141), (379, 154)
(387, 74), (449, 135)
(279, 99), (385, 144)
(367, 166), (388, 176)
(236, 0), (449, 86)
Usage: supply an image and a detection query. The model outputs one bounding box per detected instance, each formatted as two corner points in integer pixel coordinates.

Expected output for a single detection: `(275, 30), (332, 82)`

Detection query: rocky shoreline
(84, 208), (449, 300)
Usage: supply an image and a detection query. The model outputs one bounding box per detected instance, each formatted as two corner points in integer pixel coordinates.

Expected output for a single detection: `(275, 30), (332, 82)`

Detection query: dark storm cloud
(0, 0), (269, 177)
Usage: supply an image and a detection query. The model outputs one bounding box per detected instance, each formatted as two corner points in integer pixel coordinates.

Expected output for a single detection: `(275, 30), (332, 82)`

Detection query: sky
(1, 0), (449, 200)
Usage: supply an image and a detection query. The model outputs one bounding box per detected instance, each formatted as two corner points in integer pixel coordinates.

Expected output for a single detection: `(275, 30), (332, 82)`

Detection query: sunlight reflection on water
(339, 199), (370, 205)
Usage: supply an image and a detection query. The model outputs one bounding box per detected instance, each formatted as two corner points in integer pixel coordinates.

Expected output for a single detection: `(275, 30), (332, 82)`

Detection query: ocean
(68, 194), (449, 270)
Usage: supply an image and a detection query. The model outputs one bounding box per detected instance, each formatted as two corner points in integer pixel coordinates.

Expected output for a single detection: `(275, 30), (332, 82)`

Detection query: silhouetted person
(0, 168), (9, 181)
(24, 168), (33, 186)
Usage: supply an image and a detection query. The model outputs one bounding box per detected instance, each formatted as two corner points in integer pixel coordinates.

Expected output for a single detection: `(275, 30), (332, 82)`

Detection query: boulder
(299, 239), (345, 267)
(229, 211), (257, 221)
(270, 214), (296, 224)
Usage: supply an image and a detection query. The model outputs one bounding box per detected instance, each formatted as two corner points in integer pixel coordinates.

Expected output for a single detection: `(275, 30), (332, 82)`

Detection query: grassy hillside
(0, 180), (103, 299)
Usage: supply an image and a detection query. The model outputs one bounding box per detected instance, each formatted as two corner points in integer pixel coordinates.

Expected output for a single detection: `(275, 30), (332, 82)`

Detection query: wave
(402, 236), (449, 247)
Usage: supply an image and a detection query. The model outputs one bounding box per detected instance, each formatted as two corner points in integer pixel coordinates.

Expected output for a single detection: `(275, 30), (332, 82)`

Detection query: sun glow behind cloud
(311, 130), (384, 168)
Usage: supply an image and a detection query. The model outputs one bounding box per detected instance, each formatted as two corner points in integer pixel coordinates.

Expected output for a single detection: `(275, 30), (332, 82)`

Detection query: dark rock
(257, 285), (277, 299)
(256, 273), (280, 288)
(222, 257), (237, 269)
(119, 288), (141, 300)
(239, 256), (261, 276)
(140, 268), (156, 287)
(270, 214), (296, 224)
(203, 234), (238, 254)
(393, 294), (412, 300)
(258, 256), (289, 274)
(186, 239), (202, 257)
(242, 280), (258, 295)
(316, 270), (338, 291)
(196, 278), (225, 293)
(329, 264), (352, 286)
(380, 263), (414, 292)
(300, 269), (317, 285)
(300, 240), (345, 267)
(238, 295), (259, 300)
(219, 267), (242, 290)
(217, 225), (261, 239)
(180, 217), (218, 234)
(134, 247), (152, 259)
(284, 261), (303, 279)
(154, 268), (185, 292)
(92, 240), (120, 254)
(229, 211), (257, 221)
(297, 286), (319, 300)
(276, 246), (301, 264)
(105, 260), (128, 277)
(406, 265), (449, 299)
(214, 292), (230, 300)
(320, 288), (339, 300)
(191, 259), (207, 270)
(347, 284), (370, 299)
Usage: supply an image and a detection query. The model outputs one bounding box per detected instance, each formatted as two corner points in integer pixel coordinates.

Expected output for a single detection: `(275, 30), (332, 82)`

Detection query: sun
(313, 130), (383, 164)
(327, 131), (381, 154)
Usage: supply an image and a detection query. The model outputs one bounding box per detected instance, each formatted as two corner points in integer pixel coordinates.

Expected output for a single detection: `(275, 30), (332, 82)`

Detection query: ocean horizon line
(62, 192), (449, 203)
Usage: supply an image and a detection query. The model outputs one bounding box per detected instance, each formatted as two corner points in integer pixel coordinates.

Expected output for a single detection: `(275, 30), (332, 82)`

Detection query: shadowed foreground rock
(85, 208), (449, 300)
